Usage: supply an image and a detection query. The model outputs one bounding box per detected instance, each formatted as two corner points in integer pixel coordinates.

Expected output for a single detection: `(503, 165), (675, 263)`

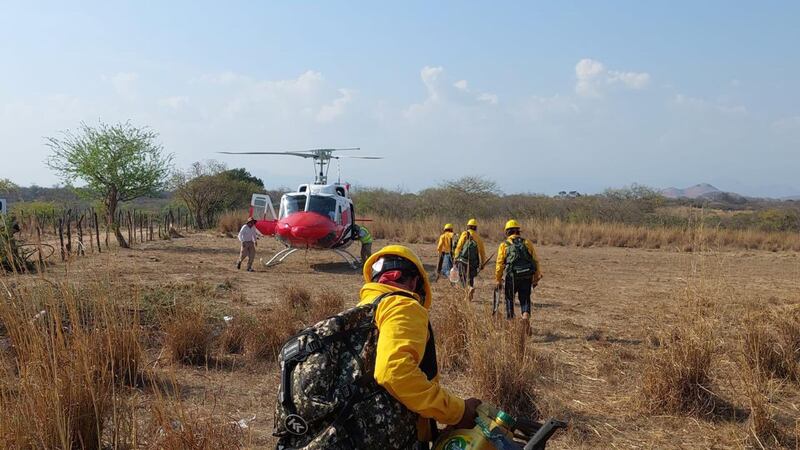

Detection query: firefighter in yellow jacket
(434, 223), (456, 281)
(495, 220), (542, 322)
(361, 245), (480, 447)
(453, 219), (486, 299)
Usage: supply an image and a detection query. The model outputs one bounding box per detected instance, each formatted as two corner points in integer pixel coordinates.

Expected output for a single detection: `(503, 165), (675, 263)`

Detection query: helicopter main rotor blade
(218, 151), (315, 158)
(333, 156), (384, 159)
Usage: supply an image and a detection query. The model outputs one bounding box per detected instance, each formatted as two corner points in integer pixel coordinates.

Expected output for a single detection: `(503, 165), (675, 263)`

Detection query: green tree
(173, 161), (262, 229)
(46, 121), (173, 248)
(222, 168), (265, 189)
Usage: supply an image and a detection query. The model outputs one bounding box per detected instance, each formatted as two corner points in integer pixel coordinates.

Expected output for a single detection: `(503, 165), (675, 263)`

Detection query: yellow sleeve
(476, 235), (486, 265)
(453, 232), (466, 258)
(373, 297), (465, 425)
(436, 234), (446, 253)
(495, 241), (507, 282)
(526, 240), (543, 281)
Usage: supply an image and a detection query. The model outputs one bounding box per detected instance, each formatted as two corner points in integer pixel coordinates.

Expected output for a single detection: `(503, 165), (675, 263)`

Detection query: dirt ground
(40, 233), (800, 448)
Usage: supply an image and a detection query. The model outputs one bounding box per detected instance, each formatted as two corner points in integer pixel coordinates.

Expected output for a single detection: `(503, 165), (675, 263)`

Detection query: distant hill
(660, 183), (722, 199)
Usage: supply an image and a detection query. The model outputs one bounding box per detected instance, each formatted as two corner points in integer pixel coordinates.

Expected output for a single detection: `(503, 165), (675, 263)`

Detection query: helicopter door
(250, 194), (277, 220)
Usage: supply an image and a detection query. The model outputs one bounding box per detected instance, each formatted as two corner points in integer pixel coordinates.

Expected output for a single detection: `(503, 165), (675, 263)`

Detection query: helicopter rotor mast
(218, 147), (381, 185)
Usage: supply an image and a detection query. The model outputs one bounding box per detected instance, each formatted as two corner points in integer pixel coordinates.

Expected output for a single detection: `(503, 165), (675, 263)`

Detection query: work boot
(521, 313), (532, 336)
(247, 268), (254, 272)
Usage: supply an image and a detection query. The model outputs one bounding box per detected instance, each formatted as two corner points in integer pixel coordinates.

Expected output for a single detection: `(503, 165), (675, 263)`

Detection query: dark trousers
(457, 261), (477, 288)
(505, 275), (532, 319)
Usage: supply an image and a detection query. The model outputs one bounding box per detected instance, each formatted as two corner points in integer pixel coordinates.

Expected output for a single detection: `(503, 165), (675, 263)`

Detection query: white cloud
(608, 71), (650, 89)
(526, 95), (579, 120)
(771, 116), (800, 132)
(316, 88), (353, 122)
(673, 94), (747, 114)
(406, 66), (498, 117)
(477, 93), (499, 105)
(575, 59), (605, 97)
(105, 72), (139, 99)
(575, 58), (650, 97)
(158, 96), (189, 109)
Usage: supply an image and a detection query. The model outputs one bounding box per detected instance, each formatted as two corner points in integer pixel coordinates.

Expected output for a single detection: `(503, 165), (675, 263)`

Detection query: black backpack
(504, 236), (536, 280)
(456, 231), (480, 269)
(274, 291), (420, 450)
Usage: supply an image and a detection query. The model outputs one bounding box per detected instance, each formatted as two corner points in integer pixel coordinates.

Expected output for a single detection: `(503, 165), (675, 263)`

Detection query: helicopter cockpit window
(280, 195), (307, 218)
(307, 195), (337, 221)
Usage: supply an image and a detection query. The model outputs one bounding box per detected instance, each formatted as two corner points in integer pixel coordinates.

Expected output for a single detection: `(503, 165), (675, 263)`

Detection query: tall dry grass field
(369, 215), (800, 251)
(0, 278), (248, 449)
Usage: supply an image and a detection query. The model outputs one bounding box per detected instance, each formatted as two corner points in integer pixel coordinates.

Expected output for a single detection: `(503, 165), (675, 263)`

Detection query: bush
(218, 211), (248, 234)
(164, 306), (216, 365)
(640, 323), (717, 416)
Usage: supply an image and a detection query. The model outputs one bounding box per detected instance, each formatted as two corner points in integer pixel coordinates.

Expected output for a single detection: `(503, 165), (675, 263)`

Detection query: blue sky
(1, 1), (799, 196)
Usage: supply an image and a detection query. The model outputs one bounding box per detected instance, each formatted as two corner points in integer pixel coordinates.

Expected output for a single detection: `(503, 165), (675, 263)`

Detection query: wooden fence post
(58, 218), (65, 261)
(127, 210), (133, 247)
(65, 210), (72, 256)
(77, 214), (85, 256)
(94, 210), (101, 254)
(34, 215), (44, 269)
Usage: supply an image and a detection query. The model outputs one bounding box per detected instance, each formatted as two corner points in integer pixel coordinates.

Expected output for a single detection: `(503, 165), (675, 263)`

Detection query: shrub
(640, 323), (717, 416)
(164, 306), (216, 365)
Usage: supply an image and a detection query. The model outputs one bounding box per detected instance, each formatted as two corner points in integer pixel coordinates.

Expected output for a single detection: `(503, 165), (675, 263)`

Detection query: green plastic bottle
(433, 404), (518, 450)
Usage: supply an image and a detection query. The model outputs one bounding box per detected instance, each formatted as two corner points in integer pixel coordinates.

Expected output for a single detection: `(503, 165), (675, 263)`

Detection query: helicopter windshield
(307, 195), (338, 221)
(280, 194), (307, 218)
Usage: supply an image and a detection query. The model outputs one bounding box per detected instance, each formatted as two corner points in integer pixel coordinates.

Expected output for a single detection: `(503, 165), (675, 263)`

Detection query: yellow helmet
(443, 223), (454, 231)
(504, 219), (521, 231)
(363, 245), (432, 308)
(467, 218), (478, 227)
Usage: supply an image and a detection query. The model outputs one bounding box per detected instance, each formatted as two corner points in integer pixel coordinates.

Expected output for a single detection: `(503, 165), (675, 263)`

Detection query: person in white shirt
(237, 217), (262, 271)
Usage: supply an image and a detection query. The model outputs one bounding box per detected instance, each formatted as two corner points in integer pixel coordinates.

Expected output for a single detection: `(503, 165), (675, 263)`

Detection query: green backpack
(504, 236), (536, 280)
(457, 232), (480, 269)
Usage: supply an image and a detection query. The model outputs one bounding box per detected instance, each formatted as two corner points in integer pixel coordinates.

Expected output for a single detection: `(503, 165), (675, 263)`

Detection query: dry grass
(163, 305), (217, 365)
(0, 278), (245, 449)
(369, 215), (800, 251)
(640, 319), (718, 416)
(221, 315), (252, 354)
(217, 210), (249, 234)
(431, 290), (557, 420)
(245, 305), (297, 362)
(149, 399), (245, 449)
(0, 282), (139, 449)
(306, 288), (346, 325)
(741, 308), (800, 382)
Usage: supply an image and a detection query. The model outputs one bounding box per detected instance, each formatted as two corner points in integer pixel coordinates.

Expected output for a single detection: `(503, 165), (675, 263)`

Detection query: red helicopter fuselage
(249, 182), (356, 251)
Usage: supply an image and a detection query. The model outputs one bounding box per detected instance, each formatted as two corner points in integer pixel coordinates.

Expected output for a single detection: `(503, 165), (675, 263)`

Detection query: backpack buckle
(305, 338), (323, 353)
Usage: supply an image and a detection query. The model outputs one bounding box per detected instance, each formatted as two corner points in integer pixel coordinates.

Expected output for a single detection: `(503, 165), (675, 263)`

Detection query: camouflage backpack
(456, 231), (480, 269)
(504, 236), (536, 280)
(274, 291), (419, 450)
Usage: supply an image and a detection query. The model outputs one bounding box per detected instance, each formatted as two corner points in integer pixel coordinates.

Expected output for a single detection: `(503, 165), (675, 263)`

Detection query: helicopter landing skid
(261, 247), (361, 269)
(262, 248), (300, 267)
(333, 249), (361, 269)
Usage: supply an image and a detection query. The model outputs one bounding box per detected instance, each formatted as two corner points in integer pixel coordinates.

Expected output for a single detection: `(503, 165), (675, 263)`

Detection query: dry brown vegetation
(370, 215), (800, 251)
(1, 229), (799, 448)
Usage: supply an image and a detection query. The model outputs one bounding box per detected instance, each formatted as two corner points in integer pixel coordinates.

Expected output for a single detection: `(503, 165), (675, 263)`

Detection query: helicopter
(218, 148), (381, 268)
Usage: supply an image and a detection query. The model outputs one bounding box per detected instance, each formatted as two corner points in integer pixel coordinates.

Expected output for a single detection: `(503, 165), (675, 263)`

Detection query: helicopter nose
(291, 225), (330, 240)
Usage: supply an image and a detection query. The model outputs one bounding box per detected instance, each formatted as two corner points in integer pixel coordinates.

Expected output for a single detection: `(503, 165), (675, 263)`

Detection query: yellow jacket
(453, 230), (486, 266)
(495, 235), (542, 283)
(436, 231), (455, 254)
(358, 282), (465, 431)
